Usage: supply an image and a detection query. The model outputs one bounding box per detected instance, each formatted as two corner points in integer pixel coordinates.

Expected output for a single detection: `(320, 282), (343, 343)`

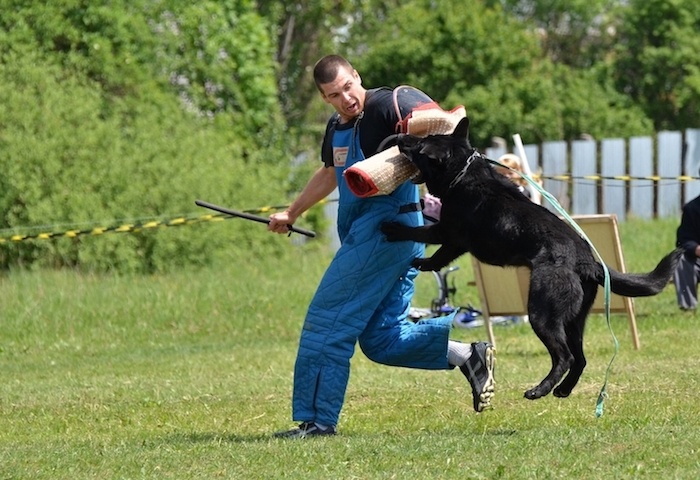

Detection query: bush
(0, 3), (303, 273)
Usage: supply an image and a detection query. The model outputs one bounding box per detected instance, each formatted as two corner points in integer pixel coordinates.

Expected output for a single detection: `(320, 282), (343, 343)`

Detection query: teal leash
(491, 158), (617, 417)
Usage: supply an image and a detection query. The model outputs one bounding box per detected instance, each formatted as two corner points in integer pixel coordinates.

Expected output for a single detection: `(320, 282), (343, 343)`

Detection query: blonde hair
(496, 153), (527, 187)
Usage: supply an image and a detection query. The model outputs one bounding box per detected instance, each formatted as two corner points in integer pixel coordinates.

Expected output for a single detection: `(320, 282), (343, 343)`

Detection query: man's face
(319, 66), (366, 123)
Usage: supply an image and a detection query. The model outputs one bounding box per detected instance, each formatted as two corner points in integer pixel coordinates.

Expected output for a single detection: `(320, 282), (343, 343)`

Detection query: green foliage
(612, 0), (700, 131)
(491, 0), (620, 67)
(0, 2), (296, 273)
(2, 0), (700, 273)
(255, 1), (381, 161)
(351, 0), (653, 146)
(354, 0), (539, 103)
(457, 61), (653, 145)
(155, 0), (283, 139)
(257, 1), (355, 122)
(0, 0), (160, 94)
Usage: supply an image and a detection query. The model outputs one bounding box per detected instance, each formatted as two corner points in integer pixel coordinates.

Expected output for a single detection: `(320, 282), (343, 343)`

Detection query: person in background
(267, 54), (495, 439)
(495, 153), (531, 198)
(421, 191), (441, 225)
(673, 193), (700, 311)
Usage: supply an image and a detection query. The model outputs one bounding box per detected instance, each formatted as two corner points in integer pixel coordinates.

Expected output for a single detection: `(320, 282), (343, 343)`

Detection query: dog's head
(397, 117), (472, 191)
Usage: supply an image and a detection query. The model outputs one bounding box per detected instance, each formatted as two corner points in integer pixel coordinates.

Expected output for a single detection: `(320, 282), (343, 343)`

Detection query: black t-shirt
(677, 195), (700, 260)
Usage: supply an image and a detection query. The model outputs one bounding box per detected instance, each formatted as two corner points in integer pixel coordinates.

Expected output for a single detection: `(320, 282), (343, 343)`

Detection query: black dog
(381, 117), (681, 400)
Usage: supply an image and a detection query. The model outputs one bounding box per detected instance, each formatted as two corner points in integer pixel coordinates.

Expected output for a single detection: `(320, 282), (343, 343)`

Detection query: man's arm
(268, 166), (337, 234)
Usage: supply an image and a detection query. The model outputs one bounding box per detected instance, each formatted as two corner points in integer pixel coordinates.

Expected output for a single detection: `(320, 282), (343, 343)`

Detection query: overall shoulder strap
(321, 113), (340, 167)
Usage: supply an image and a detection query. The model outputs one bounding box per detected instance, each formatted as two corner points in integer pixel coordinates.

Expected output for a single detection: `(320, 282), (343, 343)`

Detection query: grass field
(1, 217), (699, 479)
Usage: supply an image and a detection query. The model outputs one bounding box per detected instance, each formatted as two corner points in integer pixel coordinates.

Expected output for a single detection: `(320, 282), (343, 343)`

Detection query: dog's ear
(452, 117), (470, 140)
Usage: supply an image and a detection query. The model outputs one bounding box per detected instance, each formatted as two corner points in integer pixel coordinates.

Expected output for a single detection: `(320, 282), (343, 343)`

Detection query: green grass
(1, 217), (699, 479)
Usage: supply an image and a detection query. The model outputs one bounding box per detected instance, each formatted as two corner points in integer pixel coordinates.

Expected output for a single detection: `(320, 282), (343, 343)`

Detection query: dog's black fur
(381, 117), (682, 400)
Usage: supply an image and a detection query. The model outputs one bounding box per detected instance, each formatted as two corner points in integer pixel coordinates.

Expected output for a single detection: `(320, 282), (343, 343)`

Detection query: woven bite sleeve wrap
(343, 146), (419, 198)
(406, 105), (466, 136)
(344, 106), (466, 198)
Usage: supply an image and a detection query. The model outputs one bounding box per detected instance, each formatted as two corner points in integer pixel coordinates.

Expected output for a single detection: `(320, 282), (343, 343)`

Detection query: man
(268, 55), (495, 438)
(674, 193), (700, 310)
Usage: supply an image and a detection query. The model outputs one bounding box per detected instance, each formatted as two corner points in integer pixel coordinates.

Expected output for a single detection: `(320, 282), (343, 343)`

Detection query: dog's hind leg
(552, 282), (596, 398)
(523, 267), (581, 400)
(524, 318), (572, 399)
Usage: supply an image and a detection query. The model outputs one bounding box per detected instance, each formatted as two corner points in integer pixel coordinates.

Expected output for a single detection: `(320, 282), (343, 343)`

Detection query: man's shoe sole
(476, 344), (495, 412)
(460, 342), (496, 412)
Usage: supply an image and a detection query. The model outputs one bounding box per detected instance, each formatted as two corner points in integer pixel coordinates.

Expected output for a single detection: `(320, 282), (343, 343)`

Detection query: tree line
(1, 0), (698, 272)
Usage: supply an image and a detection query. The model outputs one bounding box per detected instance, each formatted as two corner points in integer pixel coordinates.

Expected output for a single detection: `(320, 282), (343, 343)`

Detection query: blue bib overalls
(291, 111), (455, 427)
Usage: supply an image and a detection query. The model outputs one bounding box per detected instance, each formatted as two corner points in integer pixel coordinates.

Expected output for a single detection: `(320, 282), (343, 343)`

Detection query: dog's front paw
(381, 221), (409, 242)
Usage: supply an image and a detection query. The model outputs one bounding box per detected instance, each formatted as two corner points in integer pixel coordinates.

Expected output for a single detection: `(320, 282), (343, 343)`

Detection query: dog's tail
(605, 248), (682, 297)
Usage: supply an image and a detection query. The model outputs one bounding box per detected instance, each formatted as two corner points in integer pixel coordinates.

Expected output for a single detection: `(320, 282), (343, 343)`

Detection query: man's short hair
(313, 55), (353, 90)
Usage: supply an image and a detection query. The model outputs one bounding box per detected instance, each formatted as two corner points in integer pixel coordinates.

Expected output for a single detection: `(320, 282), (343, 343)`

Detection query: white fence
(486, 128), (700, 221)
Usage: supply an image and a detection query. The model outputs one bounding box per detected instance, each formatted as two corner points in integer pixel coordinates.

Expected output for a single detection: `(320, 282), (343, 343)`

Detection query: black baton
(195, 200), (316, 238)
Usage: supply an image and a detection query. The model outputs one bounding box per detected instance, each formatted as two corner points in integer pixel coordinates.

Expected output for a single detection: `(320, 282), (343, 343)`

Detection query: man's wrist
(285, 207), (301, 224)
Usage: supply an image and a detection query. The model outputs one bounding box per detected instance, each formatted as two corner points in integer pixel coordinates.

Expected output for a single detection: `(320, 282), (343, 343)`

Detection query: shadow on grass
(167, 431), (273, 444)
(166, 427), (518, 444)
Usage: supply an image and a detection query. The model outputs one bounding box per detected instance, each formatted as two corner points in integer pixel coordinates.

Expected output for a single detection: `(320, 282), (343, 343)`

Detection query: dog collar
(448, 150), (481, 190)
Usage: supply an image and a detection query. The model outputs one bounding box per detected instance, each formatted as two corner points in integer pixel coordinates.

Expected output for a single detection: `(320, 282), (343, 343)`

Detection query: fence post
(571, 139), (597, 215)
(542, 141), (569, 213)
(629, 136), (654, 219)
(657, 131), (683, 217)
(601, 138), (626, 221)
